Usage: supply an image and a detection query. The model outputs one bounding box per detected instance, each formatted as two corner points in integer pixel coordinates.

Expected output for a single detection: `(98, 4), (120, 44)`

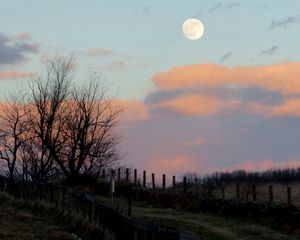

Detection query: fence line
(103, 168), (300, 206)
(0, 176), (198, 240)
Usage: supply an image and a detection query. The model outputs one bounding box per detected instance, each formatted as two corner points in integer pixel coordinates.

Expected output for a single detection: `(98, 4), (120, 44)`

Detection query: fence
(0, 176), (199, 240)
(103, 168), (300, 207)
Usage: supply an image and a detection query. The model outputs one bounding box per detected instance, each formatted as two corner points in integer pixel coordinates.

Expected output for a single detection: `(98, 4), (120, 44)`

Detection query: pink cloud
(145, 155), (197, 175)
(0, 71), (32, 80)
(176, 138), (206, 146)
(114, 99), (148, 122)
(8, 32), (32, 41)
(153, 62), (300, 95)
(153, 94), (241, 116)
(79, 48), (114, 56)
(247, 98), (300, 116)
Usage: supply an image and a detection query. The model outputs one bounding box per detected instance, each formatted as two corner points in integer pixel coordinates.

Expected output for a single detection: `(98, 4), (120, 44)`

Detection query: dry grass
(212, 182), (300, 206)
(95, 194), (300, 240)
(0, 196), (76, 240)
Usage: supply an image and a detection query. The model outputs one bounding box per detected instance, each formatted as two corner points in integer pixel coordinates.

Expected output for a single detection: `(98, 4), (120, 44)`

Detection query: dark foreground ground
(97, 194), (300, 240)
(1, 189), (300, 240)
(0, 197), (75, 240)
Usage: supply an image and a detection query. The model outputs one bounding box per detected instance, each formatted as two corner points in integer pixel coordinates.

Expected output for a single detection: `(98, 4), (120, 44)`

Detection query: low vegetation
(0, 196), (75, 240)
(94, 193), (300, 240)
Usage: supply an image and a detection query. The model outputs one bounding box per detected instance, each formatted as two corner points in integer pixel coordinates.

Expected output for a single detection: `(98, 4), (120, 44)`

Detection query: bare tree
(60, 79), (122, 181)
(27, 56), (122, 182)
(0, 94), (29, 180)
(26, 56), (74, 181)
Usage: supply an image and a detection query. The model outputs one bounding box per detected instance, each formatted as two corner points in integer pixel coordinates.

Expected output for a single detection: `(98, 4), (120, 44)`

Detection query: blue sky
(2, 0), (300, 99)
(1, 0), (300, 176)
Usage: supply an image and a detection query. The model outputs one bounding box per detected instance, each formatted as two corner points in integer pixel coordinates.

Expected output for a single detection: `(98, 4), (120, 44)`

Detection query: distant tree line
(185, 167), (300, 187)
(0, 56), (122, 184)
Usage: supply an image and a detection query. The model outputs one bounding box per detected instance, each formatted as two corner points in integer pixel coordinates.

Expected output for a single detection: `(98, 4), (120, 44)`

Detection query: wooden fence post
(118, 168), (121, 182)
(134, 169), (137, 186)
(172, 176), (176, 189)
(50, 185), (54, 204)
(62, 189), (65, 211)
(102, 169), (106, 182)
(287, 187), (291, 206)
(208, 180), (212, 197)
(221, 183), (225, 199)
(143, 170), (146, 188)
(56, 187), (59, 208)
(151, 173), (155, 190)
(128, 184), (132, 217)
(252, 184), (256, 202)
(183, 176), (187, 193)
(126, 168), (129, 183)
(236, 183), (240, 200)
(268, 185), (273, 203)
(162, 174), (166, 192)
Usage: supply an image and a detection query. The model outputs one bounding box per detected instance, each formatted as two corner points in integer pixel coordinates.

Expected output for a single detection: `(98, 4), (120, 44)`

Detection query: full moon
(182, 18), (204, 40)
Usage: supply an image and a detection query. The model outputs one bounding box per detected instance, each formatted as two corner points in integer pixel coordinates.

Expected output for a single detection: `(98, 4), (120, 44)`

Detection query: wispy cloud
(0, 32), (38, 65)
(103, 60), (126, 70)
(79, 48), (114, 57)
(8, 32), (31, 41)
(135, 6), (153, 16)
(260, 46), (279, 56)
(268, 15), (300, 30)
(176, 138), (206, 146)
(207, 2), (240, 13)
(141, 6), (152, 15)
(0, 71), (32, 80)
(219, 51), (233, 63)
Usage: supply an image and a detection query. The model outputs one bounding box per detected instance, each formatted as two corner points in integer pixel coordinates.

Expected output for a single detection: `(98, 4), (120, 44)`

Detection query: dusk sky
(1, 0), (300, 177)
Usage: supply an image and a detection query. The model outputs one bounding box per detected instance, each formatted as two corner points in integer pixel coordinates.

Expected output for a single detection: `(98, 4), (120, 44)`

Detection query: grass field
(96, 194), (300, 240)
(212, 182), (300, 206)
(0, 196), (76, 240)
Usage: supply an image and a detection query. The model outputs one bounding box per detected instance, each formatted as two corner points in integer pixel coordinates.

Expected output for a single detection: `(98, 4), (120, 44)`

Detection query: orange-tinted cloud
(115, 99), (148, 122)
(154, 94), (241, 116)
(155, 95), (219, 116)
(247, 98), (300, 116)
(0, 71), (32, 80)
(146, 155), (196, 174)
(176, 138), (206, 146)
(153, 62), (300, 95)
(79, 48), (114, 56)
(9, 32), (32, 41)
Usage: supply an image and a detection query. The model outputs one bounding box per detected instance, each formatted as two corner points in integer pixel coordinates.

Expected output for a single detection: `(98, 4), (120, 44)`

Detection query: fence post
(252, 184), (256, 202)
(134, 169), (137, 186)
(151, 173), (155, 190)
(287, 187), (291, 206)
(118, 168), (121, 182)
(162, 174), (166, 192)
(56, 187), (59, 208)
(236, 183), (240, 200)
(128, 184), (132, 217)
(221, 183), (225, 199)
(268, 185), (273, 204)
(143, 170), (146, 188)
(126, 168), (129, 183)
(62, 188), (65, 211)
(102, 169), (106, 182)
(208, 180), (212, 198)
(172, 176), (176, 189)
(50, 185), (54, 204)
(183, 176), (187, 193)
